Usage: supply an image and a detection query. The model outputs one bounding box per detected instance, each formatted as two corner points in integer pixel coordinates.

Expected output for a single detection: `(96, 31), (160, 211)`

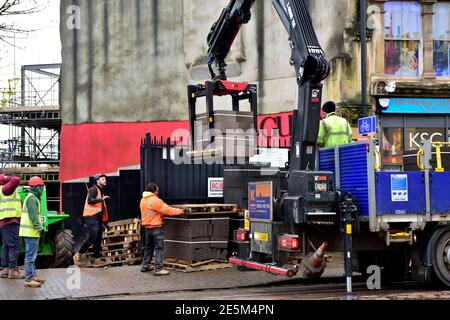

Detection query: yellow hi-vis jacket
(19, 194), (42, 238)
(317, 112), (353, 147)
(0, 188), (22, 220)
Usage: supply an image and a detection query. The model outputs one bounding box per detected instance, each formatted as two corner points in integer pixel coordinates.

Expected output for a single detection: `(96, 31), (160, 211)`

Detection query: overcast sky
(0, 0), (60, 83)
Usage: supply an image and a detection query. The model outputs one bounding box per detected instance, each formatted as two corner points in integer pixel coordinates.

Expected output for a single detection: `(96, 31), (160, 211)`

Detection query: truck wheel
(53, 229), (75, 268)
(427, 227), (450, 288)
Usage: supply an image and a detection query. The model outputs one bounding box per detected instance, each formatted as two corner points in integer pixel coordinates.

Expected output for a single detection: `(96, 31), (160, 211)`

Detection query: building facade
(368, 0), (450, 169)
(59, 0), (361, 183)
(59, 0), (450, 181)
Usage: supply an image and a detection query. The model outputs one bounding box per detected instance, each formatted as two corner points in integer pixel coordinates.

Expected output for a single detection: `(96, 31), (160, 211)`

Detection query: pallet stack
(193, 111), (256, 158)
(163, 204), (236, 263)
(83, 219), (141, 267)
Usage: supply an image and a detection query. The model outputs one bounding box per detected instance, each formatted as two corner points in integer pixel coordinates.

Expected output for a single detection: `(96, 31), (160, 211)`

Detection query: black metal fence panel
(140, 133), (224, 204)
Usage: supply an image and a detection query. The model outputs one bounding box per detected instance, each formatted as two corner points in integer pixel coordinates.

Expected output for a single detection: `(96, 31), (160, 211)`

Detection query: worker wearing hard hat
(0, 174), (24, 280)
(140, 183), (187, 275)
(73, 174), (110, 267)
(19, 176), (46, 288)
(317, 101), (353, 148)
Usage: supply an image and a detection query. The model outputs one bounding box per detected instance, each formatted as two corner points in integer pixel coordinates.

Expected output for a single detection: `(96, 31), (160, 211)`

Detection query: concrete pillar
(421, 0), (437, 81)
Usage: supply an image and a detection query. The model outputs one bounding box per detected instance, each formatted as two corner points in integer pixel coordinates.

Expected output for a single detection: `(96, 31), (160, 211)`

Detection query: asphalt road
(101, 277), (450, 300)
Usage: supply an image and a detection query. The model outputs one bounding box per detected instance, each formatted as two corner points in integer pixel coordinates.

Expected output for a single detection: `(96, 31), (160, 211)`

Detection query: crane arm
(207, 0), (330, 171)
(207, 0), (256, 81)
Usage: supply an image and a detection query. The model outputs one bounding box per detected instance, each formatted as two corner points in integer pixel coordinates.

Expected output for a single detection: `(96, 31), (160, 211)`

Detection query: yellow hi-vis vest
(19, 194), (41, 238)
(0, 189), (22, 220)
(317, 113), (353, 147)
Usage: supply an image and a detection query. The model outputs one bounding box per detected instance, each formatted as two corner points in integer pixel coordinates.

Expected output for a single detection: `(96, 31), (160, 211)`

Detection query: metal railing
(0, 64), (61, 108)
(417, 141), (450, 172)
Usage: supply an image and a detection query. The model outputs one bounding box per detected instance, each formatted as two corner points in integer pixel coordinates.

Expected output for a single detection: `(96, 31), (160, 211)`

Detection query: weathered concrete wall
(60, 0), (360, 125)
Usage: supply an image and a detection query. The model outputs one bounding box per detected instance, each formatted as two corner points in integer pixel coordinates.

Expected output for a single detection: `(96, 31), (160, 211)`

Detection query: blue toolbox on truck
(430, 172), (450, 214)
(375, 172), (426, 215)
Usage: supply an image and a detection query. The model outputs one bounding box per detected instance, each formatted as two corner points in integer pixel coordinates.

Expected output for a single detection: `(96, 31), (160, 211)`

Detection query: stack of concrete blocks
(194, 111), (256, 158)
(164, 216), (229, 262)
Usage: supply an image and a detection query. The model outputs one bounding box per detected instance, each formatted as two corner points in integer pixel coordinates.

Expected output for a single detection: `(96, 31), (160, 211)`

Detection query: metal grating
(319, 144), (370, 216)
(430, 172), (450, 214)
(318, 148), (335, 173)
(339, 144), (370, 216)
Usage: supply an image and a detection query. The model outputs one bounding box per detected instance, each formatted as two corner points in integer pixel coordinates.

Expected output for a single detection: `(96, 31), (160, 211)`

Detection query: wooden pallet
(102, 235), (140, 245)
(101, 240), (141, 251)
(103, 229), (139, 238)
(103, 219), (140, 238)
(173, 204), (237, 215)
(107, 218), (140, 230)
(85, 256), (142, 268)
(81, 219), (143, 268)
(103, 247), (141, 257)
(154, 258), (232, 273)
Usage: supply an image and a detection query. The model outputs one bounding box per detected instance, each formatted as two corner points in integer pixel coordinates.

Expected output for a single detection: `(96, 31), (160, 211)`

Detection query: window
(384, 2), (421, 76)
(382, 127), (404, 164)
(433, 3), (450, 76)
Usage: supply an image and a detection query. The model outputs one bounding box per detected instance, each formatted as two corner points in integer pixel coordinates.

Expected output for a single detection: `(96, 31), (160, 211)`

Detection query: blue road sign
(358, 116), (377, 135)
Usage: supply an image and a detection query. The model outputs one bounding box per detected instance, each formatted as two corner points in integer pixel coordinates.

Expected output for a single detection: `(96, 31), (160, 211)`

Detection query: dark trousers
(79, 217), (103, 258)
(0, 223), (21, 269)
(141, 228), (165, 272)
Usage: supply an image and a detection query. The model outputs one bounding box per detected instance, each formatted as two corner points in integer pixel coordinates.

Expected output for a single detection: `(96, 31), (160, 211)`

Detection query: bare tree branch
(0, 0), (43, 45)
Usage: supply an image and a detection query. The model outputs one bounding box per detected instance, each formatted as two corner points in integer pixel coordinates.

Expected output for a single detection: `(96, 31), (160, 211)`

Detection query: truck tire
(53, 229), (75, 268)
(427, 227), (450, 288)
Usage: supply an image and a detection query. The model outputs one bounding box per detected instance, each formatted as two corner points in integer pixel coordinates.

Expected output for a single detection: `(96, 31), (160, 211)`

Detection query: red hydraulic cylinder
(229, 256), (298, 278)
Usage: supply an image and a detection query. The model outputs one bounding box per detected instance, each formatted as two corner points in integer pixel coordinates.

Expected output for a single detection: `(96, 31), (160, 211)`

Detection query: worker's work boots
(8, 268), (24, 280)
(73, 253), (81, 267)
(24, 280), (42, 288)
(0, 268), (9, 278)
(154, 269), (170, 276)
(93, 258), (105, 267)
(140, 264), (154, 273)
(33, 277), (46, 284)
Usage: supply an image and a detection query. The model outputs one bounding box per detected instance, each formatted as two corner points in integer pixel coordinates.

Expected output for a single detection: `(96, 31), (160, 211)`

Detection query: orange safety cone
(299, 242), (328, 279)
(309, 242), (328, 268)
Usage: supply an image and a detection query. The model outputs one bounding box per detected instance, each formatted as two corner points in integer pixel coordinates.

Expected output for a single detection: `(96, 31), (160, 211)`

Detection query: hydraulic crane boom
(207, 0), (256, 81)
(208, 0), (338, 275)
(207, 0), (330, 171)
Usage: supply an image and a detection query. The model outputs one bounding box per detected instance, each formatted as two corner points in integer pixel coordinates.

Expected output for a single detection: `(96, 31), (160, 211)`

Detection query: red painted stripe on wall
(60, 112), (293, 183)
(60, 121), (189, 182)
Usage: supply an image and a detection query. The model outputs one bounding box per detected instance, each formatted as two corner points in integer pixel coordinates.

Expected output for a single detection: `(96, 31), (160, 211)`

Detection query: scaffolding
(0, 64), (61, 182)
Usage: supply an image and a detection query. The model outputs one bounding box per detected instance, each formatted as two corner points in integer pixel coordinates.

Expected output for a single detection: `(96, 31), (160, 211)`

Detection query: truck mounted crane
(188, 0), (450, 288)
(206, 0), (340, 279)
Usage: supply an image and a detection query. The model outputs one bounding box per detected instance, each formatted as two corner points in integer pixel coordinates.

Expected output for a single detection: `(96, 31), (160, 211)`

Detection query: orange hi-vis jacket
(140, 192), (183, 229)
(83, 186), (109, 222)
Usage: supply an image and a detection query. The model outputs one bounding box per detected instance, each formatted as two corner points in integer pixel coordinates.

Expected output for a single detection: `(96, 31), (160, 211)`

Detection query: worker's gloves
(183, 209), (191, 216)
(103, 196), (110, 201)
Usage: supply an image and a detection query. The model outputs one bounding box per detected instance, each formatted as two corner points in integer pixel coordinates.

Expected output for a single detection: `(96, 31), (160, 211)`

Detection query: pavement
(0, 257), (345, 300)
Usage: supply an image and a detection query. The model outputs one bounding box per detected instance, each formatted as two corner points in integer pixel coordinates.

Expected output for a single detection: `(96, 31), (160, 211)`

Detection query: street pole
(341, 193), (355, 298)
(360, 0), (367, 117)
